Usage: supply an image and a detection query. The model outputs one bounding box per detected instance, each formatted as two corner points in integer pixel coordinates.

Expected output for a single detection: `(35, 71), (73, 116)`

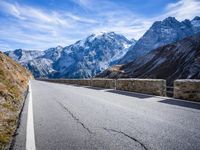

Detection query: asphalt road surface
(12, 80), (200, 150)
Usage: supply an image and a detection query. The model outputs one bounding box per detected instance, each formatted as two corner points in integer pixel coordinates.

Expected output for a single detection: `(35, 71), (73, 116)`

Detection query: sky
(0, 0), (200, 51)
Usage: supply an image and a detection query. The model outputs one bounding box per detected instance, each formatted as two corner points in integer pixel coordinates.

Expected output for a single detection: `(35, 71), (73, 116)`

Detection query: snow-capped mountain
(53, 32), (134, 78)
(5, 49), (45, 65)
(97, 32), (200, 85)
(118, 16), (200, 64)
(5, 32), (134, 78)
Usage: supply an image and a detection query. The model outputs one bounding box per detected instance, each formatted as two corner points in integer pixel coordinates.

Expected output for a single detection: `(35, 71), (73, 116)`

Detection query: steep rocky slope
(118, 16), (200, 64)
(6, 32), (134, 78)
(97, 33), (200, 85)
(0, 52), (32, 149)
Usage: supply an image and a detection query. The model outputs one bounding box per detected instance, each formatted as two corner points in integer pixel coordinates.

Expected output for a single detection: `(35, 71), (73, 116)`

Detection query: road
(11, 80), (200, 150)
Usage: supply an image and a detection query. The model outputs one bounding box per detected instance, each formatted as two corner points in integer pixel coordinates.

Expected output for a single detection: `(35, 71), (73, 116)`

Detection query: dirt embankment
(0, 52), (33, 149)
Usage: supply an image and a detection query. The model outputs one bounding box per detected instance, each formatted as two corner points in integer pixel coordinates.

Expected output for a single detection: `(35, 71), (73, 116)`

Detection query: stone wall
(174, 80), (200, 102)
(78, 79), (91, 86)
(91, 78), (116, 89)
(41, 79), (91, 86)
(39, 78), (200, 101)
(116, 79), (166, 96)
(39, 78), (166, 96)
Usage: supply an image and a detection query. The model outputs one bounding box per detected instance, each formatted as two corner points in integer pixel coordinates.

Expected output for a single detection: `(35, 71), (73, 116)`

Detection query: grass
(0, 52), (32, 149)
(0, 117), (17, 149)
(2, 101), (18, 112)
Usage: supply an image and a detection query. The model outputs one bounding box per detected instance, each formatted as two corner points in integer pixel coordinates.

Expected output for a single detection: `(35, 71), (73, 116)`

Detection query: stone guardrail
(91, 78), (116, 89)
(116, 79), (166, 96)
(174, 80), (200, 102)
(39, 78), (200, 102)
(39, 78), (166, 96)
(40, 79), (91, 86)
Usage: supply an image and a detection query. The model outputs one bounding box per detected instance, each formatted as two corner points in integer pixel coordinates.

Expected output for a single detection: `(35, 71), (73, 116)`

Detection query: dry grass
(0, 52), (33, 149)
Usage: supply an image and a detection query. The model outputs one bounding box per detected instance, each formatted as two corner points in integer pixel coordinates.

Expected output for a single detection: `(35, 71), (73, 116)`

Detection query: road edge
(25, 81), (36, 150)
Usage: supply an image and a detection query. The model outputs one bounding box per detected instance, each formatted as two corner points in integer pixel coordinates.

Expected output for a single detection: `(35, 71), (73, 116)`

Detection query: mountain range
(117, 16), (200, 64)
(97, 33), (200, 85)
(4, 16), (200, 81)
(5, 32), (134, 78)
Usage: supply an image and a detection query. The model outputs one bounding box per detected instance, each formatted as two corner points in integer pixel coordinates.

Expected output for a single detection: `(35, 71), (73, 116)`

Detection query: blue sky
(0, 0), (200, 51)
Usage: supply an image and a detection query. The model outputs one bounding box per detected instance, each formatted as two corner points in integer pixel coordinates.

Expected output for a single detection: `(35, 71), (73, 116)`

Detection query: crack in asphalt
(57, 101), (147, 149)
(57, 101), (93, 134)
(103, 128), (148, 150)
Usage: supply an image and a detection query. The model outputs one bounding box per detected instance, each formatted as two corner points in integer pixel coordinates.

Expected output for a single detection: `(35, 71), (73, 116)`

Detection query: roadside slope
(0, 52), (33, 149)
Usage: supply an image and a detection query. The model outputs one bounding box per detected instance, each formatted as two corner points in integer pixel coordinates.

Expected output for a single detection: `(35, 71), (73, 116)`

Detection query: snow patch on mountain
(5, 32), (134, 78)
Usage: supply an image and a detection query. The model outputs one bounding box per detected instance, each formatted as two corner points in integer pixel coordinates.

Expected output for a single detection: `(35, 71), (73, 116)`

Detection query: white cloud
(0, 0), (71, 26)
(161, 0), (200, 20)
(0, 0), (199, 51)
(0, 0), (97, 50)
(72, 0), (93, 8)
(0, 41), (13, 51)
(65, 13), (97, 24)
(0, 1), (25, 20)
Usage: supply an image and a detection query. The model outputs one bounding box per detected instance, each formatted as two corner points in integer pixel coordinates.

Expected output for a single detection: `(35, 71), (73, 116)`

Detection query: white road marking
(26, 81), (36, 150)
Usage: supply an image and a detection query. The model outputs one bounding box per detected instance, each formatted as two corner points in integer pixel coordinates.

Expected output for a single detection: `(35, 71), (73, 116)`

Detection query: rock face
(5, 32), (134, 78)
(0, 52), (33, 149)
(118, 16), (200, 64)
(97, 33), (200, 85)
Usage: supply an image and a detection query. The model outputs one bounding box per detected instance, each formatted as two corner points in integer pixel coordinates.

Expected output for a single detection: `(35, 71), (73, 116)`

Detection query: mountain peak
(14, 49), (23, 52)
(106, 31), (117, 35)
(191, 16), (200, 28)
(118, 16), (200, 64)
(56, 45), (63, 49)
(93, 31), (117, 37)
(73, 32), (121, 47)
(130, 38), (137, 44)
(46, 45), (63, 52)
(13, 49), (23, 57)
(151, 17), (179, 28)
(193, 16), (200, 21)
(163, 16), (178, 23)
(85, 32), (126, 43)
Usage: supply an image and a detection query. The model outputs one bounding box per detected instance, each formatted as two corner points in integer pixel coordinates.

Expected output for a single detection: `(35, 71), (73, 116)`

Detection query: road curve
(12, 80), (200, 150)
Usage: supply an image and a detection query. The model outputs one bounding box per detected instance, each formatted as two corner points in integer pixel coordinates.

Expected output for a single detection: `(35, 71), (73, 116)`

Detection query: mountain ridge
(117, 16), (200, 64)
(5, 32), (134, 78)
(96, 32), (200, 85)
(5, 16), (200, 80)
